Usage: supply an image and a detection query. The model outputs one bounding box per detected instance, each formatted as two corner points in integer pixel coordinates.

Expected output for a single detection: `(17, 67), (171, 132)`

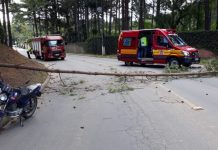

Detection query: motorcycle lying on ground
(0, 80), (41, 128)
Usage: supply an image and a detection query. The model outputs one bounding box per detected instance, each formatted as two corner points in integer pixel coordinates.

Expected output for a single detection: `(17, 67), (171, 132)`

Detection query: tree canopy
(1, 0), (218, 44)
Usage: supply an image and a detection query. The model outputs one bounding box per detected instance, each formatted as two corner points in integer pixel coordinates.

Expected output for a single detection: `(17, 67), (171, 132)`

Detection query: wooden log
(0, 63), (217, 77)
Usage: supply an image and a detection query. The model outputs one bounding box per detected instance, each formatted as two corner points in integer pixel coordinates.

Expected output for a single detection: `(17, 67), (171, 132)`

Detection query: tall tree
(118, 0), (121, 33)
(216, 0), (218, 30)
(108, 0), (113, 34)
(0, 21), (4, 43)
(204, 0), (211, 30)
(33, 10), (38, 36)
(1, 0), (7, 45)
(44, 4), (49, 35)
(138, 0), (145, 29)
(196, 1), (203, 30)
(122, 0), (129, 30)
(156, 0), (161, 27)
(5, 0), (12, 47)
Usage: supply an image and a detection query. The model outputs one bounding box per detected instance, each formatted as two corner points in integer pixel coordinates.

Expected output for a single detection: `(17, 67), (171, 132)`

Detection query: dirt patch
(0, 44), (47, 87)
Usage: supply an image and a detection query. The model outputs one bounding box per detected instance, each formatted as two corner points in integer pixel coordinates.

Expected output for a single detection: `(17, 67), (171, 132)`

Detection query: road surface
(1, 51), (218, 150)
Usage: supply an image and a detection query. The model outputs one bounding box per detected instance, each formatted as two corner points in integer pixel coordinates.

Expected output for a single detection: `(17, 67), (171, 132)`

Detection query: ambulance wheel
(125, 62), (133, 66)
(168, 58), (180, 67)
(183, 63), (191, 67)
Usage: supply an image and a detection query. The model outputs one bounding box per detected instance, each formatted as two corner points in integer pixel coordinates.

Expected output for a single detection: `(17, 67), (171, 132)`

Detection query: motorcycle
(0, 80), (41, 128)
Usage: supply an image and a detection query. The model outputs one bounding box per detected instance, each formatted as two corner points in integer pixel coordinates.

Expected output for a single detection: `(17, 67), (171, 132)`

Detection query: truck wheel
(61, 57), (65, 60)
(43, 54), (47, 61)
(36, 56), (40, 59)
(168, 58), (180, 67)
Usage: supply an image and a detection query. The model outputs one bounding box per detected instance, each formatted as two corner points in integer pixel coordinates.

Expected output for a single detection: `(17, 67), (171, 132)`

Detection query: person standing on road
(26, 40), (33, 59)
(139, 36), (148, 58)
(27, 42), (32, 59)
(27, 46), (32, 59)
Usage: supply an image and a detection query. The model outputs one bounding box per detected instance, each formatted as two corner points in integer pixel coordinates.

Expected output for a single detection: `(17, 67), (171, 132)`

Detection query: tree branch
(0, 63), (217, 77)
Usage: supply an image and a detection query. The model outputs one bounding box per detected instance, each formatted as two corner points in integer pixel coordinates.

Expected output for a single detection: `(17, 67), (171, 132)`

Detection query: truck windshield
(168, 34), (187, 46)
(47, 40), (64, 47)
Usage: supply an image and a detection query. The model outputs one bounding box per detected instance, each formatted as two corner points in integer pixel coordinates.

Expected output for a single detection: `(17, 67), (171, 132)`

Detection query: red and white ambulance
(117, 29), (200, 67)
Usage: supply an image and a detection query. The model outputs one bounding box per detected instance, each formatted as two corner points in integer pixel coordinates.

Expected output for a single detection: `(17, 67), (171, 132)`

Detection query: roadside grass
(164, 65), (189, 73)
(164, 58), (218, 73)
(115, 76), (127, 82)
(200, 58), (218, 71)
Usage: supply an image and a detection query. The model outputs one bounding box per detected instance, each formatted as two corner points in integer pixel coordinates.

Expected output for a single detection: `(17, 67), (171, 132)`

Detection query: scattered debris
(192, 106), (204, 110)
(84, 86), (97, 92)
(101, 93), (106, 96)
(79, 96), (86, 100)
(79, 80), (86, 84)
(108, 83), (134, 93)
(69, 93), (77, 96)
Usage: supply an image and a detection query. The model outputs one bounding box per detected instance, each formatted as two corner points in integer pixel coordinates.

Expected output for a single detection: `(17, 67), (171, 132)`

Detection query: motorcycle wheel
(22, 97), (38, 119)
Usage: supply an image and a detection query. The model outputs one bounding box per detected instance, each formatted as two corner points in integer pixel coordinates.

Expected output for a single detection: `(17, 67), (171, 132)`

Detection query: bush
(179, 31), (218, 55)
(164, 65), (189, 73)
(86, 35), (118, 55)
(202, 58), (218, 71)
(75, 31), (218, 56)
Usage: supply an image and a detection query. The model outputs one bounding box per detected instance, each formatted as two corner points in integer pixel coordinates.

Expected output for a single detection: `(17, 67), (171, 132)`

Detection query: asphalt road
(1, 51), (218, 150)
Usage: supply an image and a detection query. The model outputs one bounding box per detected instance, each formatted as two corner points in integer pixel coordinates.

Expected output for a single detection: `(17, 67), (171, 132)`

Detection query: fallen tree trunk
(0, 63), (217, 77)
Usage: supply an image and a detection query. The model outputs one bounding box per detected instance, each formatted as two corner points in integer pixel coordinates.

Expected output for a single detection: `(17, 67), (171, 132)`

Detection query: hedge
(86, 35), (118, 55)
(178, 31), (218, 55)
(84, 31), (218, 55)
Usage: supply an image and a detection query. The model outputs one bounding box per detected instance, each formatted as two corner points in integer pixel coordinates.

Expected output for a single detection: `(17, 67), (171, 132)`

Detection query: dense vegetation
(0, 0), (218, 46)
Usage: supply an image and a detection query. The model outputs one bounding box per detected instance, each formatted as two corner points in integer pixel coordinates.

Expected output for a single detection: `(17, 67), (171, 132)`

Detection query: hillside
(0, 44), (47, 87)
